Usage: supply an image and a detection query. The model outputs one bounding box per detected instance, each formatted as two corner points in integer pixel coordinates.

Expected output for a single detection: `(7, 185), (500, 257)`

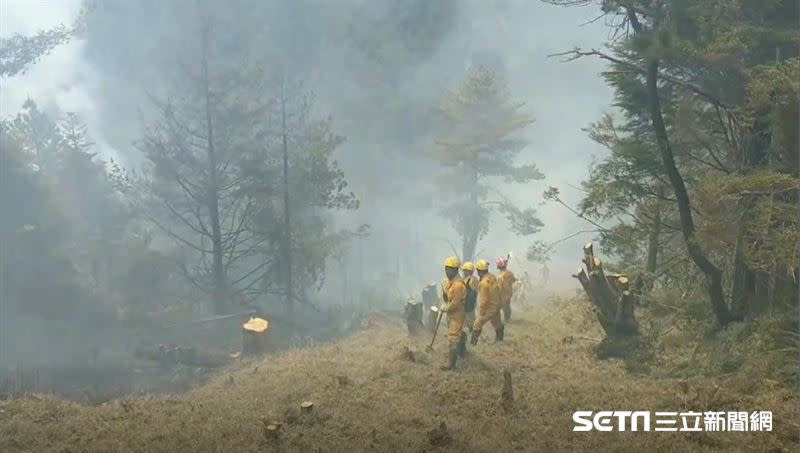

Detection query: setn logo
(573, 411), (651, 432)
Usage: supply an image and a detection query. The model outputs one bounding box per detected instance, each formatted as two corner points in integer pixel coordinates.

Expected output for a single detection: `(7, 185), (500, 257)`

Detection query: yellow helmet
(475, 259), (489, 271)
(443, 256), (460, 268)
(461, 261), (474, 272)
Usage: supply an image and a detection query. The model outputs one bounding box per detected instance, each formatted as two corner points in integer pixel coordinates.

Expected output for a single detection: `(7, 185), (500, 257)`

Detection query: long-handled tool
(425, 306), (444, 352)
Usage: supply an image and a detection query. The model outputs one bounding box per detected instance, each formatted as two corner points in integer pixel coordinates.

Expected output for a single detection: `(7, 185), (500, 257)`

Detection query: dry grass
(0, 297), (797, 453)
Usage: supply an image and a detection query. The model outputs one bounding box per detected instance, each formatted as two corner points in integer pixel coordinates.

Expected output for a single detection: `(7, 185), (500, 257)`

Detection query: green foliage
(0, 25), (73, 77)
(525, 240), (550, 264)
(430, 65), (544, 260)
(233, 78), (360, 298)
(570, 0), (799, 319)
(0, 112), (108, 320)
(743, 58), (800, 170)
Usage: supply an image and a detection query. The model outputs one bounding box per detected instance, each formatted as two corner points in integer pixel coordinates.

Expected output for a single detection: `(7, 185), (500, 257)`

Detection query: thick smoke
(4, 0), (614, 302)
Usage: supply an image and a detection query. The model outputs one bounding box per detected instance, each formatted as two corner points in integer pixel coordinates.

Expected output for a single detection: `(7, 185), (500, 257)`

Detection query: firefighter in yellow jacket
(461, 261), (479, 333)
(496, 257), (517, 322)
(440, 256), (467, 370)
(470, 259), (504, 344)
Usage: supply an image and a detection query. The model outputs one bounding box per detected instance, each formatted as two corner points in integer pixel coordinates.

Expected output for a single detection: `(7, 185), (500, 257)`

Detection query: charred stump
(403, 298), (424, 336)
(572, 242), (639, 341)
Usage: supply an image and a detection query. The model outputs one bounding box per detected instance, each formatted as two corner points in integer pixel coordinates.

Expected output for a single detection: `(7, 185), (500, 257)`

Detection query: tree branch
(548, 48), (734, 110)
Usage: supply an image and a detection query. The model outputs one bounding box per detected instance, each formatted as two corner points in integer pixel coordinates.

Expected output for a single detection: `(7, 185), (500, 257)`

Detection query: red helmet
(496, 258), (507, 269)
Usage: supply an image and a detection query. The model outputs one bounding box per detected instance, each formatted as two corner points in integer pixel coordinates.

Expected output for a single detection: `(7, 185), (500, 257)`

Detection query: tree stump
(400, 346), (428, 363)
(403, 298), (424, 336)
(426, 306), (441, 333)
(572, 242), (639, 341)
(501, 369), (515, 412)
(242, 317), (270, 356)
(427, 421), (452, 447)
(261, 418), (282, 441)
(301, 401), (314, 412)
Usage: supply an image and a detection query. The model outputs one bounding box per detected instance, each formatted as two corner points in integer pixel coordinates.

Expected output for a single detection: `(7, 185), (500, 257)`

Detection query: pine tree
(431, 65), (544, 262)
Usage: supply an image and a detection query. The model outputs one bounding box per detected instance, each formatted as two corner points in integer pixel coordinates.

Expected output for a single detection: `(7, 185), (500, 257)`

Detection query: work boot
(495, 325), (505, 342)
(457, 332), (468, 358)
(470, 329), (481, 346)
(441, 347), (458, 371)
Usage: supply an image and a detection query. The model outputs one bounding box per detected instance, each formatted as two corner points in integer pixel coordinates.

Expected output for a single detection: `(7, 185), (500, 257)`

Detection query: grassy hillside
(0, 296), (796, 453)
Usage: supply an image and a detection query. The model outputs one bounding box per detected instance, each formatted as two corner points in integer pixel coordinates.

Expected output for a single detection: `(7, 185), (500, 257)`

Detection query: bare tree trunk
(461, 162), (480, 262)
(730, 225), (756, 318)
(640, 185), (664, 293)
(645, 184), (663, 278)
(200, 21), (226, 315)
(280, 80), (293, 313)
(645, 223), (660, 276)
(462, 230), (478, 266)
(644, 57), (735, 326)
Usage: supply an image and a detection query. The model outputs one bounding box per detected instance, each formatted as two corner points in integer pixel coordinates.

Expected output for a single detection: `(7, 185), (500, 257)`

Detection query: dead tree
(572, 242), (639, 338)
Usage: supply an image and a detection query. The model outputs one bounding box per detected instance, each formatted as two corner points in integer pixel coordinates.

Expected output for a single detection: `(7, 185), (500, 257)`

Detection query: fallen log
(572, 242), (639, 339)
(134, 344), (233, 368)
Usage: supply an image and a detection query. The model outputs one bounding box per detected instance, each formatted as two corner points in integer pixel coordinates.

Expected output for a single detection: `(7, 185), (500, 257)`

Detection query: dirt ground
(0, 297), (796, 453)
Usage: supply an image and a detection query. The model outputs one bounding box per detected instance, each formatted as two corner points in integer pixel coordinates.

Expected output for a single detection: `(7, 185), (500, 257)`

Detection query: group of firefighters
(435, 255), (516, 371)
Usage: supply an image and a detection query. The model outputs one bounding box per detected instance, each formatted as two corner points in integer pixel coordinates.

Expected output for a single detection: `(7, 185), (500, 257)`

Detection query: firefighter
(440, 256), (467, 370)
(422, 282), (438, 312)
(461, 261), (478, 333)
(496, 257), (517, 322)
(470, 259), (504, 344)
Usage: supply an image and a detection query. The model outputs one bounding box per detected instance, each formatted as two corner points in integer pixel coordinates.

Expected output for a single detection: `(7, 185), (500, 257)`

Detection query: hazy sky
(1, 0), (616, 293)
(1, 0), (120, 160)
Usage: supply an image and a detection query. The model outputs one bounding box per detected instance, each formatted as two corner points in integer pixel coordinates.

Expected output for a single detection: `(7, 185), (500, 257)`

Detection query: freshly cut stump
(301, 401), (314, 412)
(242, 317), (270, 356)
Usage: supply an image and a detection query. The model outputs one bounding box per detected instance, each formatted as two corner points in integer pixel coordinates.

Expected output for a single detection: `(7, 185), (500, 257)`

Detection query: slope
(0, 297), (796, 453)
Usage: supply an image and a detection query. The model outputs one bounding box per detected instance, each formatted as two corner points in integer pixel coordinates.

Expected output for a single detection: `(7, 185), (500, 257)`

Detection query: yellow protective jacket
(441, 276), (466, 314)
(477, 273), (501, 315)
(497, 270), (516, 305)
